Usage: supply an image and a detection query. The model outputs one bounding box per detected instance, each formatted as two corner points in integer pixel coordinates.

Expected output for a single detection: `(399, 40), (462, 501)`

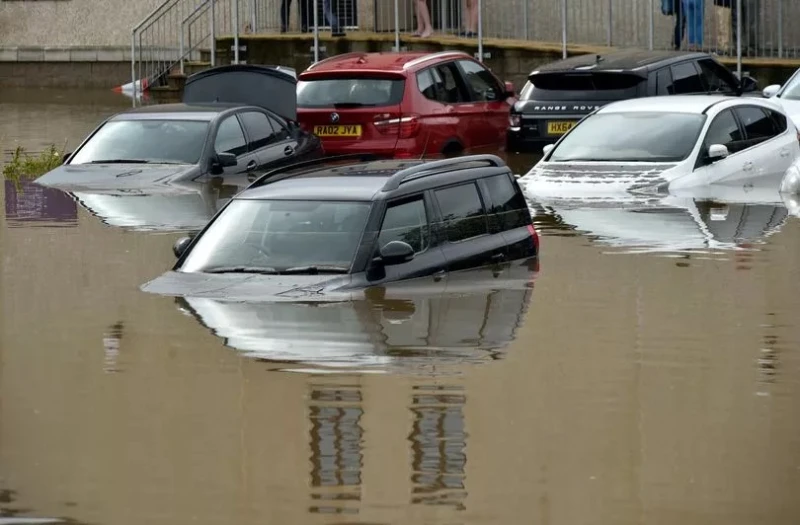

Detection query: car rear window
(297, 77), (405, 108)
(521, 72), (645, 101)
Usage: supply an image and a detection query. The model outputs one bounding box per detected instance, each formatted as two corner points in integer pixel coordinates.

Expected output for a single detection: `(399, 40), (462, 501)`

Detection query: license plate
(546, 121), (576, 135)
(313, 125), (362, 137)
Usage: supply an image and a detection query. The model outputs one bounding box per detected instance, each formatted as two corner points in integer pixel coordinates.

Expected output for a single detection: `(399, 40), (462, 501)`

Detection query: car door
(687, 107), (756, 188)
(432, 180), (508, 273)
(238, 110), (297, 170)
(368, 192), (448, 285)
(477, 172), (537, 262)
(212, 113), (259, 176)
(454, 58), (510, 146)
(433, 61), (486, 150)
(732, 105), (796, 183)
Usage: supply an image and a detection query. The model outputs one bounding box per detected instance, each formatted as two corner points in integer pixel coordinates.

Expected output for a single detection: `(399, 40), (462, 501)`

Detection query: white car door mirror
(708, 144), (730, 161)
(762, 84), (781, 98)
(542, 144), (555, 157)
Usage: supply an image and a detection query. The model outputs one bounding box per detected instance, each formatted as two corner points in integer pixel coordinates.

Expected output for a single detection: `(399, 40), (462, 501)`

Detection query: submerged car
(141, 153), (539, 300)
(507, 50), (759, 152)
(36, 64), (323, 189)
(519, 95), (800, 196)
(296, 51), (517, 159)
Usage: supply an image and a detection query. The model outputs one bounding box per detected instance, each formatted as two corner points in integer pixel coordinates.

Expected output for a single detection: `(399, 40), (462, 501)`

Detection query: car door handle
(433, 269), (445, 282)
(491, 253), (506, 262)
(284, 145), (294, 156)
(780, 148), (790, 157)
(742, 161), (754, 171)
(245, 160), (257, 171)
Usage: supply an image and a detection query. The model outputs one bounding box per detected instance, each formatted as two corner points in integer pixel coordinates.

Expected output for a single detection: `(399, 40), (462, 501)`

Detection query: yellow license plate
(547, 121), (576, 135)
(313, 125), (362, 137)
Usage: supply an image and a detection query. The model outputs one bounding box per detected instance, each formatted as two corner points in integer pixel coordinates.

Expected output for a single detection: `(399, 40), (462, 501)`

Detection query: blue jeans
(323, 0), (341, 31)
(682, 0), (704, 46)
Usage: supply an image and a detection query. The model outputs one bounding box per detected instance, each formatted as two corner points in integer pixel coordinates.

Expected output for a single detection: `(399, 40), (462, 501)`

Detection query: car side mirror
(542, 144), (555, 157)
(378, 240), (414, 266)
(503, 81), (516, 98)
(762, 83), (781, 98)
(173, 236), (192, 258)
(708, 144), (730, 161)
(216, 152), (237, 167)
(61, 152), (71, 164)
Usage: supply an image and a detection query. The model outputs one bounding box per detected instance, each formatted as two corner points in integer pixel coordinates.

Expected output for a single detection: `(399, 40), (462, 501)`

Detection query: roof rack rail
(403, 50), (472, 70)
(381, 154), (506, 192)
(247, 153), (387, 189)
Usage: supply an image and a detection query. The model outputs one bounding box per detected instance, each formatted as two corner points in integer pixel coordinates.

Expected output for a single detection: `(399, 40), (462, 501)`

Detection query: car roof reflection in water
(175, 266), (537, 374)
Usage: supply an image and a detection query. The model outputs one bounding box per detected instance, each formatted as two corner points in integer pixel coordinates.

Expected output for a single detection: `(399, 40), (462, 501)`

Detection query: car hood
(35, 163), (200, 190)
(140, 271), (359, 302)
(520, 161), (681, 198)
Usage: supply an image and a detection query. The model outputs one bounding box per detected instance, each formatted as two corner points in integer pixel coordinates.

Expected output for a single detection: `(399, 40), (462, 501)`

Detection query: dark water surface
(2, 88), (800, 525)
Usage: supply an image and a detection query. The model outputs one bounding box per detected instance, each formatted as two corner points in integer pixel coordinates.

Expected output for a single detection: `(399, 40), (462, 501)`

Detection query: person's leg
(673, 0), (683, 49)
(299, 0), (309, 32)
(323, 0), (344, 35)
(414, 0), (433, 36)
(280, 0), (291, 32)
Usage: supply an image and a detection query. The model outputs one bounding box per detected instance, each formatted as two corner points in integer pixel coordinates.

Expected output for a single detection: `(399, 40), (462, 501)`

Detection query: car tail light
(528, 223), (539, 252)
(374, 113), (420, 138)
(509, 113), (521, 127)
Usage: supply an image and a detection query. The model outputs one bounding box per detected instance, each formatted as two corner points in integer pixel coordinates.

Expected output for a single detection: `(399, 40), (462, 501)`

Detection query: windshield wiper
(89, 159), (152, 164)
(279, 265), (348, 275)
(204, 266), (278, 274)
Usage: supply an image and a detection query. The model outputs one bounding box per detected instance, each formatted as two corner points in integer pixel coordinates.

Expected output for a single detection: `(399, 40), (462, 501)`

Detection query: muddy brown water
(1, 88), (800, 525)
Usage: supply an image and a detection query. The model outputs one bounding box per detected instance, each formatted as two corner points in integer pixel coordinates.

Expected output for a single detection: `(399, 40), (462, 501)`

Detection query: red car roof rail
(381, 154), (507, 191)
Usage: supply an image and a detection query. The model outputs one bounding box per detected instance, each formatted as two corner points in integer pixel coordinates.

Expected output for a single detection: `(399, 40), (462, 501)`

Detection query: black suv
(142, 154), (540, 299)
(507, 50), (760, 152)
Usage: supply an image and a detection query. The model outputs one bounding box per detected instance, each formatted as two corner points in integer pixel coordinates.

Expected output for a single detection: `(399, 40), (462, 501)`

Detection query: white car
(519, 95), (800, 197)
(762, 68), (800, 126)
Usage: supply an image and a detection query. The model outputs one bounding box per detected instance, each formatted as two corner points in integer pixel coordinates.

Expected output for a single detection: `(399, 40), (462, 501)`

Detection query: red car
(296, 51), (517, 159)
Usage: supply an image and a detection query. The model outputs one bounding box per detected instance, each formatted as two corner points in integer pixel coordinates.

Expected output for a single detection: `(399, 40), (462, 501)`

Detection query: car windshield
(179, 199), (372, 274)
(779, 72), (800, 100)
(548, 111), (707, 163)
(70, 119), (209, 165)
(297, 77), (405, 108)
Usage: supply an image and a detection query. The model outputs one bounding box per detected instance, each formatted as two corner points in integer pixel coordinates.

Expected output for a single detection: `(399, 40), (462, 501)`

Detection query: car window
(266, 114), (290, 140)
(522, 72), (645, 101)
(434, 182), (488, 242)
(69, 119), (209, 165)
(297, 77), (405, 108)
(417, 69), (438, 101)
(377, 196), (429, 254)
(655, 68), (674, 95)
(697, 59), (737, 93)
(735, 106), (779, 143)
(767, 109), (788, 133)
(214, 116), (248, 156)
(482, 174), (530, 232)
(456, 59), (501, 101)
(670, 62), (705, 94)
(703, 109), (744, 153)
(434, 63), (468, 103)
(239, 111), (278, 150)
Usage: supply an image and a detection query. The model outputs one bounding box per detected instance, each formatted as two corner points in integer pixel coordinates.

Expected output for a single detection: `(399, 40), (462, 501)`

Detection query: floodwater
(2, 88), (800, 525)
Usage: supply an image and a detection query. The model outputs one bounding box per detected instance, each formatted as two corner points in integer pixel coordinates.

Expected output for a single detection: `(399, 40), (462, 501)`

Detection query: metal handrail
(180, 0), (213, 75)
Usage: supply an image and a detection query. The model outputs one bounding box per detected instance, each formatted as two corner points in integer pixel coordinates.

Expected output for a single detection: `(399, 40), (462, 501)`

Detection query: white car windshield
(179, 199), (372, 274)
(780, 72), (800, 100)
(70, 119), (209, 165)
(549, 112), (707, 163)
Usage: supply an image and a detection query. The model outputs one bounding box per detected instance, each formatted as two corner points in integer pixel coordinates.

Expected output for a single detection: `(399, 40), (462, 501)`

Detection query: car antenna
(419, 130), (432, 160)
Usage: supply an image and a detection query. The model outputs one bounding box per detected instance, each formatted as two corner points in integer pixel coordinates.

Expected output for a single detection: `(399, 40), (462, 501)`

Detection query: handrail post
(234, 0), (240, 64)
(131, 30), (136, 101)
(180, 25), (185, 75)
(210, 0), (216, 67)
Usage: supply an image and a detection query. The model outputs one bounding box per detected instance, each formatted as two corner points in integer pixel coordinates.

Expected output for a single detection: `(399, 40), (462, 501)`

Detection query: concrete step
(166, 72), (187, 91)
(184, 60), (211, 76)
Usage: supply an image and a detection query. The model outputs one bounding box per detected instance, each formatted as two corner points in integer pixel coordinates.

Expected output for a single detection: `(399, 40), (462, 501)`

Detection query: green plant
(2, 142), (67, 181)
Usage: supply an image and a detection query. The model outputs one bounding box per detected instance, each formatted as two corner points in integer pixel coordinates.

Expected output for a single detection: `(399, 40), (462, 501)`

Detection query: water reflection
(308, 383), (363, 516)
(409, 384), (467, 511)
(176, 276), (534, 373)
(527, 186), (799, 254)
(4, 179), (77, 228)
